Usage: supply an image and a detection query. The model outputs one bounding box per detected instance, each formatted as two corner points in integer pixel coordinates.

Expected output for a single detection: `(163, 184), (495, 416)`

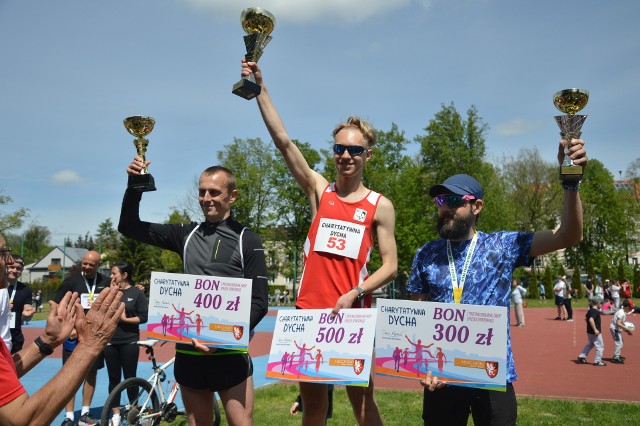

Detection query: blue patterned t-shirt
(407, 231), (534, 383)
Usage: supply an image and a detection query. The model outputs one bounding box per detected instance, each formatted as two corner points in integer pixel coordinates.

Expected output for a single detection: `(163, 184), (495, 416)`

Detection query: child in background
(610, 299), (634, 364)
(578, 296), (606, 366)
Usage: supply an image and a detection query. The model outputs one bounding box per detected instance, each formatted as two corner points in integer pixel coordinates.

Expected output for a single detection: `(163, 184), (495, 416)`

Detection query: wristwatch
(34, 336), (54, 356)
(350, 286), (366, 301)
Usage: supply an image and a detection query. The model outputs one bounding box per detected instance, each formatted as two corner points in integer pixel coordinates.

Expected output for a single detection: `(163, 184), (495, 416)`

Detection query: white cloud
(51, 170), (83, 184)
(184, 0), (427, 24)
(493, 118), (541, 137)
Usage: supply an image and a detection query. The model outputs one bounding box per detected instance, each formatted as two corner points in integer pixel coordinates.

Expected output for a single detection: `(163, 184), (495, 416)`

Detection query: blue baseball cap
(429, 174), (484, 199)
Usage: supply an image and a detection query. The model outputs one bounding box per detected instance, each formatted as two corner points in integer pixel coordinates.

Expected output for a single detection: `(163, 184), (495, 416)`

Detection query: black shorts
(62, 347), (105, 372)
(423, 383), (517, 426)
(555, 295), (564, 306)
(174, 351), (253, 392)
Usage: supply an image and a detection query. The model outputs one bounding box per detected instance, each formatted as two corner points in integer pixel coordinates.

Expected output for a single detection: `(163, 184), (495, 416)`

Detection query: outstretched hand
(75, 286), (125, 353)
(41, 291), (80, 347)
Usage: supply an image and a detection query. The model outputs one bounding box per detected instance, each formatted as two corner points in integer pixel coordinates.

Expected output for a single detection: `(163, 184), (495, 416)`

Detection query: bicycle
(101, 339), (221, 426)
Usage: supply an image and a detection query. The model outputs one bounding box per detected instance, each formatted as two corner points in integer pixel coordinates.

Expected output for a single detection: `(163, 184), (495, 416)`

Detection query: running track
(20, 305), (640, 424)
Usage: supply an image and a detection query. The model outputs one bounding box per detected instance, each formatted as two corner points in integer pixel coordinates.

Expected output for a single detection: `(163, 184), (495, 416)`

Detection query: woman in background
(104, 261), (148, 426)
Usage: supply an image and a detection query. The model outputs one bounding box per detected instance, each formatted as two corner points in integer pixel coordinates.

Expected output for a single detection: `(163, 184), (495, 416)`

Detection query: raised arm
(530, 139), (587, 257)
(242, 60), (327, 201)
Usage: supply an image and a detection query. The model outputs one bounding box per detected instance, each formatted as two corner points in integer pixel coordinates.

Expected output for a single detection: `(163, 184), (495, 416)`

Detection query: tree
(417, 103), (488, 185)
(365, 123), (429, 277)
(499, 147), (562, 232)
(567, 160), (628, 268)
(116, 236), (161, 283)
(572, 264), (582, 297)
(601, 261), (611, 282)
(217, 137), (277, 235)
(529, 266), (539, 300)
(159, 209), (190, 273)
(21, 224), (52, 264)
(95, 218), (119, 253)
(543, 266), (554, 298)
(0, 192), (28, 233)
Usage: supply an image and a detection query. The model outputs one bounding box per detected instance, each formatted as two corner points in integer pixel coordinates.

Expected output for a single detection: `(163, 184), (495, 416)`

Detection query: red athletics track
(245, 307), (640, 403)
(23, 305), (640, 403)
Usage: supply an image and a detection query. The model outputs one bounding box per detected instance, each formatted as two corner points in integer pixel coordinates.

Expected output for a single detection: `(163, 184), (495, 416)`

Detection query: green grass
(161, 384), (640, 425)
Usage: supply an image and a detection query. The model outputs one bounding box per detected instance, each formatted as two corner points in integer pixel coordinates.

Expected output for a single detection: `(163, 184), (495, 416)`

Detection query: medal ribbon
(83, 272), (97, 301)
(446, 232), (478, 304)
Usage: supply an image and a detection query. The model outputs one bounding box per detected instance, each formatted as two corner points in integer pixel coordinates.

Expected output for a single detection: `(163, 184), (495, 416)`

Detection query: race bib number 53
(313, 218), (365, 259)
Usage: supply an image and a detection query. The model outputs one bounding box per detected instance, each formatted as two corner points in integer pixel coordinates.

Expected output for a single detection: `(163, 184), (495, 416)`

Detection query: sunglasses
(433, 194), (476, 208)
(333, 144), (367, 156)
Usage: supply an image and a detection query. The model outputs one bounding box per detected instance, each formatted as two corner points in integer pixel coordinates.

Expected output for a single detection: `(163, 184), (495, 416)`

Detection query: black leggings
(104, 342), (140, 398)
(563, 298), (573, 320)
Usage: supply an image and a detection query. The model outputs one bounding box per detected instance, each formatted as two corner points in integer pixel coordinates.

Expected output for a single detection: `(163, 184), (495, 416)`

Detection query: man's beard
(437, 212), (475, 240)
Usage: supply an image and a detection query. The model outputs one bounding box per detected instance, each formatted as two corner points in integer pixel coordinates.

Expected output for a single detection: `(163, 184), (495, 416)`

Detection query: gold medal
(453, 287), (463, 304)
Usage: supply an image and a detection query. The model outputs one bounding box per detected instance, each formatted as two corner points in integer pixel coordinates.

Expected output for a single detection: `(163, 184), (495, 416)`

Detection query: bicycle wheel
(101, 377), (161, 426)
(212, 392), (221, 426)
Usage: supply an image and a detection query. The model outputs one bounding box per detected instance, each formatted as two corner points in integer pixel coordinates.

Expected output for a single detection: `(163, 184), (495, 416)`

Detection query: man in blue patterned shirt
(408, 139), (587, 425)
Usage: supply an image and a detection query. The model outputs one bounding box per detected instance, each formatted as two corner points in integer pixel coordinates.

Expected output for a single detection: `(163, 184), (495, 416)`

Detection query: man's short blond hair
(332, 116), (376, 147)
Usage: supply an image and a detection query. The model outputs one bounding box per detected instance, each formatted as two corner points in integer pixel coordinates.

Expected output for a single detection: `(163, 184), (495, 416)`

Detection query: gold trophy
(232, 7), (275, 100)
(124, 115), (157, 192)
(553, 88), (589, 181)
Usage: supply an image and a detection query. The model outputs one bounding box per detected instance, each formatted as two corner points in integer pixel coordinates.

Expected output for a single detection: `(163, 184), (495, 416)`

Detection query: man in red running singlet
(243, 59), (397, 426)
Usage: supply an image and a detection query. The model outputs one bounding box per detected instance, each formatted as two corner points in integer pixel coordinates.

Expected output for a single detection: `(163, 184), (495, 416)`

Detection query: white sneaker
(110, 415), (121, 426)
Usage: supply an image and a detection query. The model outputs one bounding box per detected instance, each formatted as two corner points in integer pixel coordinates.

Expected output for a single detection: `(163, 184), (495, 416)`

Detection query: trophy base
(128, 174), (157, 192)
(232, 79), (262, 100)
(560, 165), (583, 182)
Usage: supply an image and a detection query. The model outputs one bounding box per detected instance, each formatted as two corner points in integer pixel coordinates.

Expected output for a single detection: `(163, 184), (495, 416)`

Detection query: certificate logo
(353, 359), (365, 375)
(233, 325), (244, 340)
(485, 361), (499, 378)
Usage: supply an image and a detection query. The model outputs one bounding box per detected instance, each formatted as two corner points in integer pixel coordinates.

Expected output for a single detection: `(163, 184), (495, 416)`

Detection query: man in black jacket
(119, 159), (269, 426)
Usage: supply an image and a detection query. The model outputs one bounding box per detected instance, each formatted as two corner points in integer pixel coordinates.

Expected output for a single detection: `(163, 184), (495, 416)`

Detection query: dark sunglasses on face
(333, 143), (366, 156)
(433, 194), (476, 208)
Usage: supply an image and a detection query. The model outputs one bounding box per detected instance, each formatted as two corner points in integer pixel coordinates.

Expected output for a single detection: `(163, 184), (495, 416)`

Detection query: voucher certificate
(266, 309), (377, 386)
(146, 271), (251, 349)
(375, 299), (508, 391)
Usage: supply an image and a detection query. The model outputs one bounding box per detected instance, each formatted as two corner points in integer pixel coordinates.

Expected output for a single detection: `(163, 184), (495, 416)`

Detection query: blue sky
(1, 0), (639, 245)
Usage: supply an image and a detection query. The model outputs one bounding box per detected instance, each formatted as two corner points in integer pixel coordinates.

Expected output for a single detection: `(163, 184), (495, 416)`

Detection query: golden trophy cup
(232, 7), (276, 100)
(124, 115), (157, 192)
(553, 88), (589, 181)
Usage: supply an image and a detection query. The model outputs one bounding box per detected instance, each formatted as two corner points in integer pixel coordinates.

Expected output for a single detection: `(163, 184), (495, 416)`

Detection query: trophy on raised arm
(232, 7), (276, 100)
(553, 88), (589, 181)
(124, 115), (157, 192)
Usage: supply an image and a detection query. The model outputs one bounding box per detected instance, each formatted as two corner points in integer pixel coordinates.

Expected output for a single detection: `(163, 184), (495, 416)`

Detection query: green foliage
(217, 137), (278, 234)
(21, 224), (53, 264)
(116, 236), (162, 283)
(543, 266), (554, 297)
(528, 266), (539, 299)
(572, 264), (581, 297)
(601, 262), (611, 282)
(633, 266), (640, 298)
(0, 192), (29, 233)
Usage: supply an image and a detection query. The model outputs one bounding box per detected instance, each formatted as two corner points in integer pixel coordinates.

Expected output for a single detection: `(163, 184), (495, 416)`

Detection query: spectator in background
(554, 276), (567, 320)
(6, 256), (35, 353)
(582, 277), (594, 300)
(610, 280), (621, 309)
(563, 276), (574, 322)
(103, 261), (148, 426)
(511, 279), (527, 327)
(538, 280), (546, 302)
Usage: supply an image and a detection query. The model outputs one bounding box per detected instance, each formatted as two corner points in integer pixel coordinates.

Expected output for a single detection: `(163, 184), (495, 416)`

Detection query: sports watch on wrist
(34, 336), (54, 356)
(350, 286), (366, 301)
